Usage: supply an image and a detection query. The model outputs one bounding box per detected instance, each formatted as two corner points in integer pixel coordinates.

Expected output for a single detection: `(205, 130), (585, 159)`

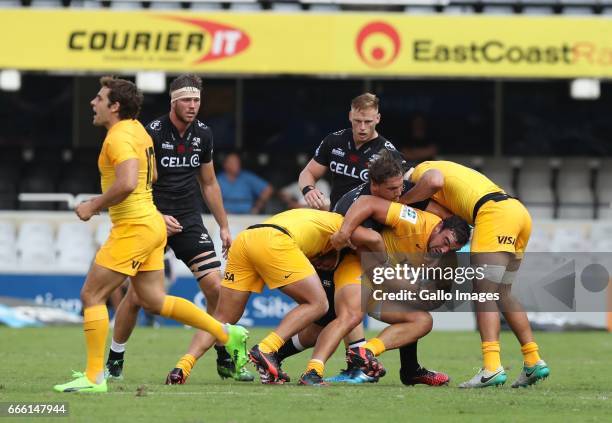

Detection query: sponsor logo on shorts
(162, 142), (174, 150)
(399, 205), (418, 224)
(199, 233), (211, 244)
(321, 279), (332, 288)
(224, 272), (234, 282)
(131, 260), (142, 270)
(331, 147), (345, 157)
(497, 236), (516, 245)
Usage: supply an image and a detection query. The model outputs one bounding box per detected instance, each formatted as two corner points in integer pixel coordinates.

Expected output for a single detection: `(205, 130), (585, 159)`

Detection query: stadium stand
(2, 0), (607, 15)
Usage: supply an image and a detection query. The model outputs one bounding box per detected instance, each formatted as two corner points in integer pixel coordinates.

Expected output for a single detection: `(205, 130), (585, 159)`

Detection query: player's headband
(170, 86), (201, 103)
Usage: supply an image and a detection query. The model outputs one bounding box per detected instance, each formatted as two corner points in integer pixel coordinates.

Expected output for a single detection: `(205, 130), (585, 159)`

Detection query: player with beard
(293, 93), (414, 383)
(104, 74), (253, 384)
(282, 150), (452, 385)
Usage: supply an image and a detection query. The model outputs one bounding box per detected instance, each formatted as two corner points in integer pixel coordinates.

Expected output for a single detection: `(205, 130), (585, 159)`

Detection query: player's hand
(163, 215), (183, 236)
(330, 230), (356, 251)
(304, 188), (326, 209)
(75, 200), (97, 222)
(219, 226), (232, 259)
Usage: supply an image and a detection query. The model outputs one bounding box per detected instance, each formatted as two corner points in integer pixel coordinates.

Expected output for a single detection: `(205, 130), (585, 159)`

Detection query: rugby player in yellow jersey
(400, 160), (550, 388)
(53, 77), (248, 393)
(164, 208), (385, 384)
(299, 198), (470, 385)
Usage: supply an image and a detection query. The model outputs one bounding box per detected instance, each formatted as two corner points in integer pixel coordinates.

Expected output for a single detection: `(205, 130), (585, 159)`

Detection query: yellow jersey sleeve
(410, 161), (502, 225)
(385, 202), (419, 229)
(105, 132), (139, 166)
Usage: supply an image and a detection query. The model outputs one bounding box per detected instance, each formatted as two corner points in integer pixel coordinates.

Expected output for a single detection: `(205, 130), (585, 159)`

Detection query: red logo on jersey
(177, 144), (186, 154)
(355, 22), (401, 68)
(348, 154), (360, 164)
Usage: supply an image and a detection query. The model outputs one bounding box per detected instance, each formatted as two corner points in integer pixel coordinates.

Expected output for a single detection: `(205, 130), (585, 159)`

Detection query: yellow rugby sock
(258, 332), (285, 354)
(160, 296), (228, 344)
(364, 338), (386, 357)
(83, 305), (109, 384)
(175, 354), (197, 379)
(482, 341), (501, 372)
(521, 342), (541, 367)
(305, 359), (325, 377)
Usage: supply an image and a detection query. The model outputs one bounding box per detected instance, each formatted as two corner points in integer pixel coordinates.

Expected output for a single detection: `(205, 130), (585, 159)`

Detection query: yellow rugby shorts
(471, 198), (532, 257)
(333, 253), (362, 292)
(222, 226), (316, 293)
(95, 212), (167, 276)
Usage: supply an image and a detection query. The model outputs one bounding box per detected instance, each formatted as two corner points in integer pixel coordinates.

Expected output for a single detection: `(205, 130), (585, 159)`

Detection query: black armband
(302, 185), (315, 196)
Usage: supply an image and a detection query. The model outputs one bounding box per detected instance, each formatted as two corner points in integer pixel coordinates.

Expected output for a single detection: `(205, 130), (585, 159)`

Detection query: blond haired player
(53, 77), (248, 393)
(403, 161), (550, 388)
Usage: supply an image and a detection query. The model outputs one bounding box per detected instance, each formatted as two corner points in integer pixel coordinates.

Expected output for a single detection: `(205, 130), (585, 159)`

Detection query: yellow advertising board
(1, 10), (611, 78)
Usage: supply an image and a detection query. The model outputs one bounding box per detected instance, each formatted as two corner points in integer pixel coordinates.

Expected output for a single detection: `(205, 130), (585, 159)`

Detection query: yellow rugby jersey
(410, 161), (502, 225)
(263, 209), (344, 258)
(382, 202), (441, 257)
(98, 119), (158, 222)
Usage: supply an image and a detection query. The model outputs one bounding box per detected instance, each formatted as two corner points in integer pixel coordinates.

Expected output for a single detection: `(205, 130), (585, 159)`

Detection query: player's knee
(139, 298), (163, 315)
(416, 312), (433, 335)
(315, 298), (329, 318)
(337, 309), (363, 329)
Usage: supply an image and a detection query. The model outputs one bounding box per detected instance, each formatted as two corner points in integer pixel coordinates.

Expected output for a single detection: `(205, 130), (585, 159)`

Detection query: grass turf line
(1, 327), (610, 422)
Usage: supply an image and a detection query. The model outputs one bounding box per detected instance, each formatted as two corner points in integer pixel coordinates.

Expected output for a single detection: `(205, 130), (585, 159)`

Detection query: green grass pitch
(1, 327), (610, 422)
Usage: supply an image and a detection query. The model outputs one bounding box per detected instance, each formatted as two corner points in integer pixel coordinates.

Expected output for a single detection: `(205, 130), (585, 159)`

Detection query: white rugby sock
(110, 339), (126, 353)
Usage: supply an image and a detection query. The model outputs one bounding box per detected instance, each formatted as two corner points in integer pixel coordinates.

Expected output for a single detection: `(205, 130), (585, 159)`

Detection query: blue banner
(0, 274), (296, 328)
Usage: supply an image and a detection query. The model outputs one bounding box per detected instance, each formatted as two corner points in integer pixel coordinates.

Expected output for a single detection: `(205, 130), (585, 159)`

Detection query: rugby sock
(305, 359), (325, 377)
(258, 332), (285, 354)
(364, 338), (386, 357)
(520, 342), (541, 367)
(348, 338), (366, 349)
(83, 305), (109, 384)
(399, 342), (420, 377)
(175, 354), (196, 379)
(482, 341), (501, 372)
(160, 296), (228, 344)
(108, 339), (126, 361)
(277, 335), (305, 361)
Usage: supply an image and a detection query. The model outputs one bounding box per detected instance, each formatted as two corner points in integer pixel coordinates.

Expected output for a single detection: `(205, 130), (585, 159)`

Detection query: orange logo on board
(355, 22), (401, 68)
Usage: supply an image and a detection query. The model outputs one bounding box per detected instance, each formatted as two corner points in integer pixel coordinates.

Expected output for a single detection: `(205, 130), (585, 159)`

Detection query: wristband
(301, 185), (315, 196)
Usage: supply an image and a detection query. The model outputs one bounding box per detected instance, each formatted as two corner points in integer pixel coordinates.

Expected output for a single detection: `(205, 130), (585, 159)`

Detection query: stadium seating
(2, 0), (604, 15)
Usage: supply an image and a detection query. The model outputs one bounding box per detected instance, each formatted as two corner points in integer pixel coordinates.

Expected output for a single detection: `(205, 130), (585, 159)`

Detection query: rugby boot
(400, 366), (450, 386)
(458, 367), (507, 388)
(165, 368), (186, 385)
(298, 369), (328, 386)
(511, 360), (550, 388)
(248, 345), (290, 384)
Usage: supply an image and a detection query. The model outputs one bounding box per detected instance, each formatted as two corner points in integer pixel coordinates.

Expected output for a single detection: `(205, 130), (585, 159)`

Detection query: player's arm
(76, 159), (138, 221)
(298, 159), (328, 209)
(330, 195), (392, 250)
(399, 169), (444, 205)
(425, 200), (452, 220)
(197, 161), (232, 256)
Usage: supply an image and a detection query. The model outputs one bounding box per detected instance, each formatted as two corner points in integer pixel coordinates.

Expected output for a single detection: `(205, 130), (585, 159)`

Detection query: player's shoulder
(146, 114), (168, 134)
(323, 128), (351, 144)
(374, 134), (399, 152)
